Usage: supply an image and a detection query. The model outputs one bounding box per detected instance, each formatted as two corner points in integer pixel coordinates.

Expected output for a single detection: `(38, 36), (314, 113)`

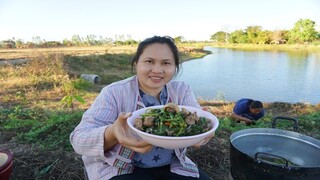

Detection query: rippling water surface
(175, 47), (320, 104)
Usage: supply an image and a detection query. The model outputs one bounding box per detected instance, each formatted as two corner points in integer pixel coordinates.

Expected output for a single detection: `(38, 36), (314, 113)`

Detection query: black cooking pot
(230, 117), (320, 180)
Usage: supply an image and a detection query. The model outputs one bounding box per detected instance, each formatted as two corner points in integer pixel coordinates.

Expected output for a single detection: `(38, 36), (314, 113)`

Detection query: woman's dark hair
(131, 36), (180, 74)
(250, 100), (263, 109)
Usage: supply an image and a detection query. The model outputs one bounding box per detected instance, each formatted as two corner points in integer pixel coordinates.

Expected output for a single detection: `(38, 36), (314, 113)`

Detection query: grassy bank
(0, 46), (319, 179)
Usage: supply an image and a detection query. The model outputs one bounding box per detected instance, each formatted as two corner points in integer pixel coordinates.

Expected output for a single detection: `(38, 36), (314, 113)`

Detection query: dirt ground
(1, 102), (318, 180)
(1, 131), (231, 180)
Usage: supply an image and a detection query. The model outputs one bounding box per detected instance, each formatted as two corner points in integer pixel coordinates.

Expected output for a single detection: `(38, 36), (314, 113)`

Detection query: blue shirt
(133, 86), (175, 168)
(233, 98), (265, 120)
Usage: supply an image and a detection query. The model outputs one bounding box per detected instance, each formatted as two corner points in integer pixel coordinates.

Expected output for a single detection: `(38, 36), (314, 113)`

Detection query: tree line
(210, 19), (319, 44)
(0, 34), (140, 49)
(0, 35), (187, 49)
(1, 19), (319, 49)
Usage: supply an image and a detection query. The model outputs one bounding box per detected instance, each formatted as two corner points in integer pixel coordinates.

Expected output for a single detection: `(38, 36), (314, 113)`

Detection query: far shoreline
(204, 43), (320, 51)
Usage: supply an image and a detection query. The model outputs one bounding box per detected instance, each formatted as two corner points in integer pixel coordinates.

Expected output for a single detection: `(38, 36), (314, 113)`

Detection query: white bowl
(127, 105), (219, 149)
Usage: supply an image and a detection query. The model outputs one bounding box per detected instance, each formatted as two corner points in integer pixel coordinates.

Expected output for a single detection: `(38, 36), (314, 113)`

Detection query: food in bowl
(134, 103), (211, 136)
(127, 103), (219, 149)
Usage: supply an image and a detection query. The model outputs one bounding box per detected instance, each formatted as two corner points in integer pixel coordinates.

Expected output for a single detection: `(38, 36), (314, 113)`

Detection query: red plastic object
(0, 150), (14, 180)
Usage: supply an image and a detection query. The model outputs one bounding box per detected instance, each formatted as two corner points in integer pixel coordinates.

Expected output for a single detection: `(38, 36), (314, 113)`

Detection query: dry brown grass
(0, 45), (138, 60)
(0, 45), (206, 60)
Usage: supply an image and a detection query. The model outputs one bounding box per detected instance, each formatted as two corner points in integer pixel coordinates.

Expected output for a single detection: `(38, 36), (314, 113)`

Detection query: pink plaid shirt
(70, 76), (201, 179)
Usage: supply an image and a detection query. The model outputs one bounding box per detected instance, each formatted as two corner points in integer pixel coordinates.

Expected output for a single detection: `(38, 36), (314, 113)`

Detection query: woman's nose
(151, 64), (164, 73)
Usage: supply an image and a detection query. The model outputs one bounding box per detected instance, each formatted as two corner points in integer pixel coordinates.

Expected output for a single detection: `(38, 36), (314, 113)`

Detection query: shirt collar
(139, 86), (167, 107)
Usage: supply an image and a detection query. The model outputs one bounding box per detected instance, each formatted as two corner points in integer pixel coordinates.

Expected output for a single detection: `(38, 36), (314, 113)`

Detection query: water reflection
(286, 50), (309, 61)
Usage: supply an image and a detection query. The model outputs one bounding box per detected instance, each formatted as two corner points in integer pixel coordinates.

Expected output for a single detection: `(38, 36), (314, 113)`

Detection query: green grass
(0, 107), (83, 150)
(216, 111), (320, 140)
(2, 105), (318, 152)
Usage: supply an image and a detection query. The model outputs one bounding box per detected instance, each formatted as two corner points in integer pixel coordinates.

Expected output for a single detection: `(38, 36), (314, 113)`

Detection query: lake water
(175, 47), (320, 104)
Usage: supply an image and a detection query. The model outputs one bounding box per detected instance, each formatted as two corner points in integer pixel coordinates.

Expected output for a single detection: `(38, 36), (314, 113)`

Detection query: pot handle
(272, 116), (298, 132)
(255, 152), (290, 167)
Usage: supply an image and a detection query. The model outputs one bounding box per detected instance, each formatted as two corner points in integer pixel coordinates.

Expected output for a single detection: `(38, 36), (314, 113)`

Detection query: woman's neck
(137, 77), (166, 100)
(139, 88), (161, 100)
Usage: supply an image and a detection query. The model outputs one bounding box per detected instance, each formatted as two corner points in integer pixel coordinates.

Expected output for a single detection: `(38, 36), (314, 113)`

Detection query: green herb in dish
(134, 103), (211, 136)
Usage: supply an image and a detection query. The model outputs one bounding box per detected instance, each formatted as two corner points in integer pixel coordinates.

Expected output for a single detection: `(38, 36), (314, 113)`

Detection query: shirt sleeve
(70, 86), (119, 158)
(180, 83), (201, 108)
(233, 101), (247, 115)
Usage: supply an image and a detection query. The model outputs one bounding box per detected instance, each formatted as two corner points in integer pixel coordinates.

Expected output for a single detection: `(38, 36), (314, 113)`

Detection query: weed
(60, 79), (91, 109)
(0, 107), (83, 150)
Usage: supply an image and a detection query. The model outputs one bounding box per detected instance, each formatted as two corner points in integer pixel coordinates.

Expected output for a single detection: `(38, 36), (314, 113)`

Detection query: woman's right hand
(104, 112), (153, 153)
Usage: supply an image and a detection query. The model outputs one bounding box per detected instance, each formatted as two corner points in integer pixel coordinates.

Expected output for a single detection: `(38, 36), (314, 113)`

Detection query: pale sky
(0, 0), (319, 42)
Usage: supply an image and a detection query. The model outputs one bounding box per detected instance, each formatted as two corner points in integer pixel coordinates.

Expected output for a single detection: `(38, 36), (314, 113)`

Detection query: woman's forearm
(104, 125), (118, 151)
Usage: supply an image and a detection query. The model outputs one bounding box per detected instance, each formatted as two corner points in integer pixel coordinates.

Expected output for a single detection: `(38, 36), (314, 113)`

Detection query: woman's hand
(104, 112), (153, 153)
(192, 132), (215, 148)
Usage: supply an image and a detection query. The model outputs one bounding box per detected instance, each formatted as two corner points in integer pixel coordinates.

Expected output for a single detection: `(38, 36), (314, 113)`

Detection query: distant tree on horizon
(210, 31), (228, 43)
(214, 18), (319, 44)
(288, 19), (318, 44)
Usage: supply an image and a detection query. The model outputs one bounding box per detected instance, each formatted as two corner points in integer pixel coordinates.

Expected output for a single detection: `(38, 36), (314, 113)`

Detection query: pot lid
(230, 128), (320, 167)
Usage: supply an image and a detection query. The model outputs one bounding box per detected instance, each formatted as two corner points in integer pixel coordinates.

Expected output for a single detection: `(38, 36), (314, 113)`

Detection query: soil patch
(1, 142), (84, 180)
(1, 137), (230, 180)
(1, 130), (231, 180)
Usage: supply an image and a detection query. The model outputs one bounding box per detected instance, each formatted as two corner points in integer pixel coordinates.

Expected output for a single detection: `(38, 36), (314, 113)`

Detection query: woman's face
(135, 43), (176, 96)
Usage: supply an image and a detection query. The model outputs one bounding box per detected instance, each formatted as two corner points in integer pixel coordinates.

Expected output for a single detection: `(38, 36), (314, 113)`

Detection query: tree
(256, 30), (272, 44)
(85, 34), (97, 46)
(246, 26), (262, 44)
(32, 36), (43, 45)
(71, 35), (82, 46)
(229, 30), (248, 43)
(15, 38), (24, 48)
(210, 31), (228, 43)
(62, 39), (73, 47)
(270, 30), (289, 44)
(288, 19), (318, 44)
(0, 40), (16, 48)
(173, 36), (184, 43)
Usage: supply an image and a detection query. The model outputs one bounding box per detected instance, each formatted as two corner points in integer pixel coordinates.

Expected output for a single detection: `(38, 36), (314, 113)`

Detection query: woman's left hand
(192, 132), (215, 148)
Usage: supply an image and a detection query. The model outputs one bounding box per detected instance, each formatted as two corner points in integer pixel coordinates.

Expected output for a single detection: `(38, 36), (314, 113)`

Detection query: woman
(70, 36), (212, 180)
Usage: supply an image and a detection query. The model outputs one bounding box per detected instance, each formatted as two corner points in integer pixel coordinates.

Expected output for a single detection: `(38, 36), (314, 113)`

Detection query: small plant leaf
(39, 159), (58, 176)
(74, 95), (85, 104)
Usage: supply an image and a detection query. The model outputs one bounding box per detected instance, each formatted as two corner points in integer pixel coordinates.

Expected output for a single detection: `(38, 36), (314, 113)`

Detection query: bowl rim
(127, 105), (219, 140)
